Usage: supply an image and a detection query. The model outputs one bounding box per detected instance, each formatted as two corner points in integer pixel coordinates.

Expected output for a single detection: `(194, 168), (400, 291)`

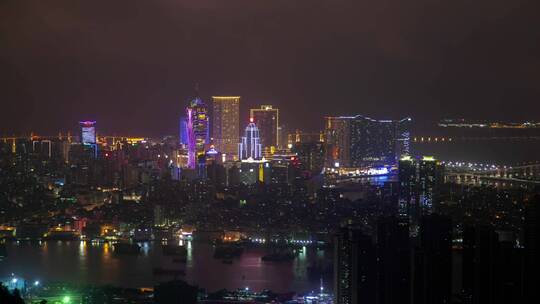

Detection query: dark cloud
(1, 0), (539, 136)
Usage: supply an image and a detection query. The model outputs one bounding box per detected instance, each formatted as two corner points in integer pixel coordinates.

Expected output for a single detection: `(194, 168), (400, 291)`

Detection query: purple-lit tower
(180, 97), (209, 168)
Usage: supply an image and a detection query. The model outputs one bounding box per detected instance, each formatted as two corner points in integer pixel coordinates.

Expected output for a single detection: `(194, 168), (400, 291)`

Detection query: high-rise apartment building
(250, 105), (279, 151)
(212, 96), (240, 160)
(398, 155), (445, 234)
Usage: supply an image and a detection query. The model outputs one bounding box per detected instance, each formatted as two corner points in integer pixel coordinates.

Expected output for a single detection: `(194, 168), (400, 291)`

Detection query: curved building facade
(239, 120), (262, 160)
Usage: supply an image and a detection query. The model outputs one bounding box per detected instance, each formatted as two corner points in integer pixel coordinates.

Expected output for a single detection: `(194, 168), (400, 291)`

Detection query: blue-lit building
(325, 115), (411, 168)
(1, 276), (26, 293)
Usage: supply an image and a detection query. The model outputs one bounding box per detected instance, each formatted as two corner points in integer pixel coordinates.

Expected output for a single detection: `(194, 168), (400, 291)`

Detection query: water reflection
(103, 242), (110, 257)
(141, 242), (150, 256)
(1, 241), (328, 293)
(79, 241), (87, 259)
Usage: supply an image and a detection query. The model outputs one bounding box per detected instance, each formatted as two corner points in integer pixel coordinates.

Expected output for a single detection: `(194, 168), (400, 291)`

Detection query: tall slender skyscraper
(250, 105), (279, 151)
(238, 118), (262, 160)
(181, 97), (209, 168)
(212, 96), (240, 160)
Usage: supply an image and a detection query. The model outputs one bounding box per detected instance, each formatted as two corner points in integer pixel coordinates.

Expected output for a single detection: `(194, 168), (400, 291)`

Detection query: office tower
(212, 96), (240, 160)
(376, 216), (411, 304)
(413, 214), (452, 304)
(79, 121), (96, 145)
(288, 130), (325, 145)
(31, 139), (52, 159)
(250, 105), (279, 151)
(325, 115), (411, 167)
(182, 97), (209, 169)
(398, 156), (444, 234)
(291, 141), (325, 174)
(334, 227), (376, 304)
(238, 119), (262, 160)
(325, 117), (350, 167)
(79, 120), (98, 158)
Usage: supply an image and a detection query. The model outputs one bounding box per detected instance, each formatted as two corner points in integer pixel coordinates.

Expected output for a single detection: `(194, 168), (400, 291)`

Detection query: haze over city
(2, 0), (540, 135)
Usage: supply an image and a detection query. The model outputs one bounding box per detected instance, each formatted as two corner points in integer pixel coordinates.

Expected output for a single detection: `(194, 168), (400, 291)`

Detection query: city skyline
(1, 1), (540, 303)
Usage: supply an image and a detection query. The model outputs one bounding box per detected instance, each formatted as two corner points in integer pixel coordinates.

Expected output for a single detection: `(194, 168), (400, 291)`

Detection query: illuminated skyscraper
(212, 96), (240, 160)
(325, 115), (411, 167)
(79, 120), (97, 158)
(181, 97), (209, 168)
(79, 121), (96, 145)
(398, 155), (444, 235)
(250, 105), (279, 151)
(239, 119), (262, 160)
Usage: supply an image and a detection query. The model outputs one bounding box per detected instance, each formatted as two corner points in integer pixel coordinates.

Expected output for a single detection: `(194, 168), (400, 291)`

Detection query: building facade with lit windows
(398, 155), (445, 235)
(80, 121), (97, 145)
(238, 119), (262, 160)
(212, 96), (240, 160)
(325, 115), (411, 168)
(180, 97), (209, 169)
(250, 105), (279, 153)
(79, 120), (98, 158)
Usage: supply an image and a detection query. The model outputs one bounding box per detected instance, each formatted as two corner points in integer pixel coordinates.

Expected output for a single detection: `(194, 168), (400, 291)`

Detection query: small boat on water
(113, 243), (140, 255)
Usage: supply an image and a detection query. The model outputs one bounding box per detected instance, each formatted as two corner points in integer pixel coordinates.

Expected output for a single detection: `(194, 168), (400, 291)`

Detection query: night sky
(1, 0), (539, 136)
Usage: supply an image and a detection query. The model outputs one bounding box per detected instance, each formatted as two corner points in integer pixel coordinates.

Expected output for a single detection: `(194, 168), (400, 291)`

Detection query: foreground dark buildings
(333, 195), (540, 304)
